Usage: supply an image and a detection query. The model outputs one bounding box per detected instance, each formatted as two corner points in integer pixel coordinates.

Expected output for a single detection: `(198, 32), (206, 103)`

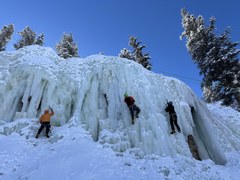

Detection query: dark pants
(37, 122), (51, 135)
(129, 104), (140, 121)
(170, 113), (181, 132)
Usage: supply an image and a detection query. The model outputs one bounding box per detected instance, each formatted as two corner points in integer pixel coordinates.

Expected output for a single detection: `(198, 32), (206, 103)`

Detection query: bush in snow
(0, 24), (14, 51)
(55, 33), (79, 59)
(118, 48), (133, 60)
(180, 8), (240, 111)
(14, 26), (44, 50)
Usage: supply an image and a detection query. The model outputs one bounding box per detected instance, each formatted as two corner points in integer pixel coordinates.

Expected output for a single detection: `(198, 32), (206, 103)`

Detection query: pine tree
(119, 36), (151, 70)
(212, 29), (240, 107)
(14, 26), (44, 49)
(0, 24), (14, 51)
(56, 33), (79, 59)
(129, 36), (152, 70)
(180, 8), (240, 110)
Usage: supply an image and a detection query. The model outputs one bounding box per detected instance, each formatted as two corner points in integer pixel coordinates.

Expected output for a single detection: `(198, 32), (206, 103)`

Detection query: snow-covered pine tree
(55, 33), (79, 59)
(0, 24), (14, 51)
(118, 48), (133, 60)
(129, 36), (152, 70)
(14, 26), (44, 50)
(211, 29), (240, 108)
(180, 8), (240, 110)
(205, 26), (240, 111)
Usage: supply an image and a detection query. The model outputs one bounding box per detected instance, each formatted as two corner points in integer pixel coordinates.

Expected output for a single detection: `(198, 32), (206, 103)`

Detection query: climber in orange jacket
(35, 107), (54, 138)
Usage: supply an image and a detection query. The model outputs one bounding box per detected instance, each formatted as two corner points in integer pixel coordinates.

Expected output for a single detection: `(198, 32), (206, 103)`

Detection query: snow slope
(207, 102), (240, 152)
(1, 46), (240, 179)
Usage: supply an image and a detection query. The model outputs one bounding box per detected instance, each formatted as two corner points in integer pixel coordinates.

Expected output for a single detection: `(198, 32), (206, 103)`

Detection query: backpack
(130, 96), (135, 104)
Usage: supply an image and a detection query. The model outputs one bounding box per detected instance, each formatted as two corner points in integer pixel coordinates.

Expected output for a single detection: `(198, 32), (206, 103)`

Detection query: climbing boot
(35, 134), (39, 139)
(170, 130), (175, 134)
(46, 134), (50, 138)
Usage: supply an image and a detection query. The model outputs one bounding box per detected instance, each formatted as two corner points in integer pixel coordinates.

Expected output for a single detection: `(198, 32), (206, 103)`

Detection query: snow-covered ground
(0, 46), (240, 179)
(0, 105), (240, 180)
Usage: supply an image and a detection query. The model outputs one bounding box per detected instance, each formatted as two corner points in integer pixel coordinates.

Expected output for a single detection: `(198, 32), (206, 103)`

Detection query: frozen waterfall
(0, 45), (226, 165)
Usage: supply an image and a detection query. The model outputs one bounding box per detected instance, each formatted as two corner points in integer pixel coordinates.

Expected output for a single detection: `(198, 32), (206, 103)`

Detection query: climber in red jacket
(124, 93), (140, 125)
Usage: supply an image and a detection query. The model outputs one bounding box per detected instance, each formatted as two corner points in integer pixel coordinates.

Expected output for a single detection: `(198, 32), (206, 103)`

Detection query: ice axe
(49, 106), (53, 112)
(166, 99), (169, 105)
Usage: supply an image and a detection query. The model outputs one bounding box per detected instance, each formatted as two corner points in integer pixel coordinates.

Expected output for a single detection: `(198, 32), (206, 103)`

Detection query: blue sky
(1, 0), (240, 98)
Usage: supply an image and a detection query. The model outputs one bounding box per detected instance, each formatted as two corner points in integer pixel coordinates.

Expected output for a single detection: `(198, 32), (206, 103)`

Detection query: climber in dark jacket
(124, 93), (140, 125)
(165, 101), (181, 134)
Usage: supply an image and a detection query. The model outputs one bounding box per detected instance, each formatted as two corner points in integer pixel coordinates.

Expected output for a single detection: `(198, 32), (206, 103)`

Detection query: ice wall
(0, 46), (226, 165)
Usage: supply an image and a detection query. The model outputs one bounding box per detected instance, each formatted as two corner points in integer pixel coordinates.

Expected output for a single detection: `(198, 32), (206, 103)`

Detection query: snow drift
(0, 45), (226, 165)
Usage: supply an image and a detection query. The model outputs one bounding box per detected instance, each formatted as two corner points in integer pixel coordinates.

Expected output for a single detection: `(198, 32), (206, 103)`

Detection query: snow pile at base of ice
(0, 115), (240, 180)
(0, 46), (226, 165)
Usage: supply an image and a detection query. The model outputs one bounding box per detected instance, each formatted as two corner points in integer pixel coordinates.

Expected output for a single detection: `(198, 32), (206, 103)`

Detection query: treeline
(0, 25), (79, 60)
(0, 25), (151, 71)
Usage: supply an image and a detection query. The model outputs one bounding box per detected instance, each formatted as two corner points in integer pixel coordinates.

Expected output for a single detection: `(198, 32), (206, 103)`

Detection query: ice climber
(35, 107), (54, 138)
(124, 93), (140, 125)
(165, 101), (181, 134)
